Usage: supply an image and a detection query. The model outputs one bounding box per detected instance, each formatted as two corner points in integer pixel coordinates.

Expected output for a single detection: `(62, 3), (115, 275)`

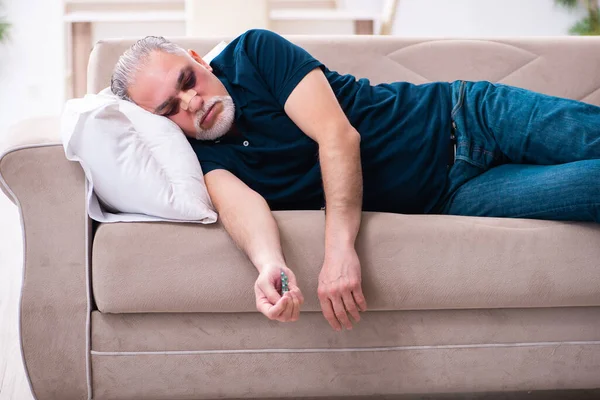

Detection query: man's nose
(179, 89), (203, 113)
(187, 94), (204, 113)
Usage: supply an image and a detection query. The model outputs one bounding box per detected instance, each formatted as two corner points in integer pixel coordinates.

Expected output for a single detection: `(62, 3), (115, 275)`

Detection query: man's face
(128, 50), (234, 140)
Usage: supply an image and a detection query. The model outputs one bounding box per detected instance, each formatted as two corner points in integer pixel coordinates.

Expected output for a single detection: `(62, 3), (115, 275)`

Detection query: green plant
(0, 0), (8, 42)
(0, 20), (9, 42)
(556, 0), (600, 35)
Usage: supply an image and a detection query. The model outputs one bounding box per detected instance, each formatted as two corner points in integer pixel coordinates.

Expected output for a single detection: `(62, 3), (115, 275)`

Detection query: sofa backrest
(88, 34), (600, 105)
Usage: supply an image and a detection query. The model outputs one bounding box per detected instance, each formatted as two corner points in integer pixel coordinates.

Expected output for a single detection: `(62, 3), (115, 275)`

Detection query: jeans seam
(454, 155), (487, 170)
(451, 80), (466, 118)
(511, 202), (600, 219)
(473, 147), (497, 157)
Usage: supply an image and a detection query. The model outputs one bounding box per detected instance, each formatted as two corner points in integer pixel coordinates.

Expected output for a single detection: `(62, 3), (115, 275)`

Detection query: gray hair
(110, 36), (187, 102)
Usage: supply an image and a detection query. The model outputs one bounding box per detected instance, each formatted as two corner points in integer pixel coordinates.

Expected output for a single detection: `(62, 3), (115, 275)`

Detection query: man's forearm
(319, 128), (363, 252)
(218, 188), (286, 273)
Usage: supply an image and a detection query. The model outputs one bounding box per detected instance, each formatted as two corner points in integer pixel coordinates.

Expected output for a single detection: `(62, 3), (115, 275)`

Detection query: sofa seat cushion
(92, 211), (600, 313)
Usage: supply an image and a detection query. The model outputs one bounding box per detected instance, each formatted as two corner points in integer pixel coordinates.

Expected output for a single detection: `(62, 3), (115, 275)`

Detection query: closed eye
(156, 67), (196, 117)
(182, 72), (196, 91)
(160, 101), (179, 117)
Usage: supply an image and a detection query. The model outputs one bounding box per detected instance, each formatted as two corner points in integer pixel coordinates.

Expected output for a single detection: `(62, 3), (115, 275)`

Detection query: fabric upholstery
(0, 144), (89, 400)
(91, 344), (600, 400)
(92, 309), (600, 397)
(93, 212), (600, 313)
(92, 308), (600, 352)
(0, 116), (61, 201)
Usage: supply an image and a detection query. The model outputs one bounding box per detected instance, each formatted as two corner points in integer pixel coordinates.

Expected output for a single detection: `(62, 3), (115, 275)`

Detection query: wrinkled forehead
(128, 51), (189, 110)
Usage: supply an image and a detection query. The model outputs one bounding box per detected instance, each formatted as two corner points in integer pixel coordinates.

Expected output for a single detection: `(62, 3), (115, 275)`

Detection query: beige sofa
(1, 35), (600, 400)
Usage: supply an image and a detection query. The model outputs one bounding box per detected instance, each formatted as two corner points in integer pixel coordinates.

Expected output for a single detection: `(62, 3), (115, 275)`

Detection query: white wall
(343, 0), (587, 36)
(92, 21), (185, 45)
(395, 0), (587, 37)
(0, 0), (64, 136)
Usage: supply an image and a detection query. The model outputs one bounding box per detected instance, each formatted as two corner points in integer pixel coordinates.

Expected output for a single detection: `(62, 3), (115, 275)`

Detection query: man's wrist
(325, 237), (356, 253)
(324, 207), (361, 252)
(324, 237), (357, 266)
(255, 261), (286, 274)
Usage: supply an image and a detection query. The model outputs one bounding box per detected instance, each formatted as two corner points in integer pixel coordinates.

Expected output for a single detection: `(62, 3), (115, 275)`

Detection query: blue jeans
(432, 80), (600, 222)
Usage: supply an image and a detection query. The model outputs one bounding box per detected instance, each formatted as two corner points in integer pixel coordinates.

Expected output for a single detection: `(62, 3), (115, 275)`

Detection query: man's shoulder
(212, 29), (281, 66)
(232, 29), (297, 57)
(235, 29), (284, 44)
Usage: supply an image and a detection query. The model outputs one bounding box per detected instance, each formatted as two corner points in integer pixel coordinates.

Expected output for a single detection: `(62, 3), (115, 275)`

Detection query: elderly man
(111, 29), (600, 331)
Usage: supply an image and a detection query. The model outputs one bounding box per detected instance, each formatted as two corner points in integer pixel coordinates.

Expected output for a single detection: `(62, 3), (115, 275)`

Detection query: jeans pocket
(450, 80), (506, 171)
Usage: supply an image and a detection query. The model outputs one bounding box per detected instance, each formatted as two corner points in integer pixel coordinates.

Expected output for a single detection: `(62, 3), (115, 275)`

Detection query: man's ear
(187, 49), (213, 72)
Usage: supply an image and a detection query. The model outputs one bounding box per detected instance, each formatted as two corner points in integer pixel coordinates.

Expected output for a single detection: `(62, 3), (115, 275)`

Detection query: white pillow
(60, 42), (228, 224)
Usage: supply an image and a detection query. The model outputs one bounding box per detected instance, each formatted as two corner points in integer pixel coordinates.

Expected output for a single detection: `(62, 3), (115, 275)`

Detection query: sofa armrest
(0, 117), (62, 201)
(0, 117), (91, 400)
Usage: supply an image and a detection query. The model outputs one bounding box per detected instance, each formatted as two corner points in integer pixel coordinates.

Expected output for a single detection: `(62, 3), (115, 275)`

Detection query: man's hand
(205, 169), (304, 323)
(254, 264), (304, 322)
(318, 246), (367, 331)
(284, 68), (366, 331)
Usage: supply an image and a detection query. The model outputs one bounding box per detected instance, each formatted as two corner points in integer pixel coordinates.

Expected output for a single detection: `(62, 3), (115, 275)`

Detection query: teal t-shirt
(189, 29), (452, 214)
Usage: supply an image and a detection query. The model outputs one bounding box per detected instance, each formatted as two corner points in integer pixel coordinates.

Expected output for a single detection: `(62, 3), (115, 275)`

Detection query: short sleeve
(198, 160), (226, 175)
(238, 29), (324, 106)
(188, 140), (235, 176)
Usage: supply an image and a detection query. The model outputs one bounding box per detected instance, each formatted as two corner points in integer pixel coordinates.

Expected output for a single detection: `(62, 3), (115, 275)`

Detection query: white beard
(193, 96), (235, 141)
